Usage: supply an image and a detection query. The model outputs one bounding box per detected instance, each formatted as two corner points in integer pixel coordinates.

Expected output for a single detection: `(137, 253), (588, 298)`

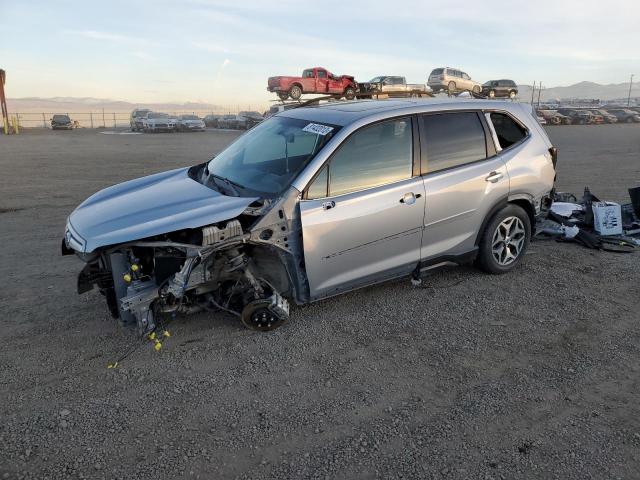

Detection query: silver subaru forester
(62, 99), (556, 333)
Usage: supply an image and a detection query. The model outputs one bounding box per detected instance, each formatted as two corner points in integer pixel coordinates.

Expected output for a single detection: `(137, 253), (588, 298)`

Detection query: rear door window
(489, 112), (528, 149)
(420, 112), (487, 173)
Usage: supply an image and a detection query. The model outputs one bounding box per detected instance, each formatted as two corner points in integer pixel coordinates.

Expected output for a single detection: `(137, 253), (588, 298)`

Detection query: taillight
(549, 146), (558, 168)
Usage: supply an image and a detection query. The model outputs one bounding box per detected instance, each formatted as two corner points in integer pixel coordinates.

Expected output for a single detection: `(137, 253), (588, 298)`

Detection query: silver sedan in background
(177, 114), (206, 132)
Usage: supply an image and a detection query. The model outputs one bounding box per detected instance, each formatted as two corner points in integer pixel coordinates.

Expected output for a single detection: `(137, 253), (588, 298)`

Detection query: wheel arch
(245, 243), (308, 305)
(507, 196), (536, 229)
(474, 195), (535, 247)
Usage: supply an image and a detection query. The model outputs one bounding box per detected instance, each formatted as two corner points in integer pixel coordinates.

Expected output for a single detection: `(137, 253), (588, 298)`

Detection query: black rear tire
(476, 204), (531, 274)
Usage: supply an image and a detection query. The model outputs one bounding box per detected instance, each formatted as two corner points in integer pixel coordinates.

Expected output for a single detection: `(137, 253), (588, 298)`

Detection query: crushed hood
(68, 167), (258, 252)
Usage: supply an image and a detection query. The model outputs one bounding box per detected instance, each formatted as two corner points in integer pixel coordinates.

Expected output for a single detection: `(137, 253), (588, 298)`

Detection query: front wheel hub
(241, 294), (289, 332)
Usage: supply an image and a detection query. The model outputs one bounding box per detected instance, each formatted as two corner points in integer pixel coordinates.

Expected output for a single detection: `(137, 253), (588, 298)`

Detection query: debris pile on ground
(537, 186), (640, 252)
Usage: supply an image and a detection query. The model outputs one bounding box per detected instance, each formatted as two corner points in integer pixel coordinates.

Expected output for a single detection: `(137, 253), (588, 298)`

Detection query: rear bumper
(427, 82), (447, 91)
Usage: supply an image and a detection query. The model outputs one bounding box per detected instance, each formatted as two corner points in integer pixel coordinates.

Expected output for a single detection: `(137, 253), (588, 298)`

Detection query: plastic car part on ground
(536, 187), (640, 252)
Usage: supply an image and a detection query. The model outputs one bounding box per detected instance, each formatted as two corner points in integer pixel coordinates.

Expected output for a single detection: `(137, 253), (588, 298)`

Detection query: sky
(1, 0), (638, 105)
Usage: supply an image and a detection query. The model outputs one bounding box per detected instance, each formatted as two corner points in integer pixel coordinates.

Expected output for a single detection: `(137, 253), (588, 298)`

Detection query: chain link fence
(7, 107), (270, 129)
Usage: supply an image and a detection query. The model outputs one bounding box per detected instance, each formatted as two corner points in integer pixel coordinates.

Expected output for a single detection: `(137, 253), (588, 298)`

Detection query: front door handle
(485, 171), (503, 183)
(321, 200), (335, 210)
(400, 192), (421, 205)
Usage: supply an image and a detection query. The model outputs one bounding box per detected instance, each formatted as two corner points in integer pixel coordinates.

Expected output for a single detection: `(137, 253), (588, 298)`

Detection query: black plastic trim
(417, 248), (479, 272)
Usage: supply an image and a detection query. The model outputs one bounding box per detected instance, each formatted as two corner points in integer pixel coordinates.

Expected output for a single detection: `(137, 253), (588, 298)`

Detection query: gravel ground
(1, 125), (639, 480)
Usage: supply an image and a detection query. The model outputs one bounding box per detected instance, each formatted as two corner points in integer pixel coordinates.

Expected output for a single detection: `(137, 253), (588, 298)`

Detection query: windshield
(181, 115), (199, 120)
(369, 76), (385, 83)
(149, 112), (169, 119)
(53, 115), (70, 121)
(207, 116), (340, 196)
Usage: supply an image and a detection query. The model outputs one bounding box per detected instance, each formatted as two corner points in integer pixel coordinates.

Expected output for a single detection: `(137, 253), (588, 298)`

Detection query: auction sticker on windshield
(302, 123), (334, 135)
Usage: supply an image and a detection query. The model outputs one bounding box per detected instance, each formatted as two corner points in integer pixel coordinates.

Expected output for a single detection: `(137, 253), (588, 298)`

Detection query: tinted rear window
(489, 112), (527, 149)
(421, 112), (487, 173)
(430, 69), (443, 75)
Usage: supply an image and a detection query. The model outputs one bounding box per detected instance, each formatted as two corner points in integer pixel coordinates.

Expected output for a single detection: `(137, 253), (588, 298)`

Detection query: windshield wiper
(209, 173), (241, 197)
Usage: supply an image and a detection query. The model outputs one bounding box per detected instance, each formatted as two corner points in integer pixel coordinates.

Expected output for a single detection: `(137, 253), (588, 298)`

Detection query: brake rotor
(241, 299), (287, 332)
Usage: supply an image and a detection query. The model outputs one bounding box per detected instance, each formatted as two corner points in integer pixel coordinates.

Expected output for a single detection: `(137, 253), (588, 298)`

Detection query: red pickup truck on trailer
(267, 67), (357, 101)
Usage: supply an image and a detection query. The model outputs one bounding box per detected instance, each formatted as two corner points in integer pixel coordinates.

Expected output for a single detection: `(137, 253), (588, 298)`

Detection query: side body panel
(421, 157), (509, 259)
(497, 105), (556, 212)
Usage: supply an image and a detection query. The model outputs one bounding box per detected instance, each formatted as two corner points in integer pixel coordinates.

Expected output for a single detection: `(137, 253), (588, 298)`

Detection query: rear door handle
(400, 192), (421, 205)
(485, 171), (503, 183)
(321, 200), (335, 210)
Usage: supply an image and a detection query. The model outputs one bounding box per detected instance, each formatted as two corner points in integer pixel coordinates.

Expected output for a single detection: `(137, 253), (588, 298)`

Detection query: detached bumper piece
(536, 187), (640, 253)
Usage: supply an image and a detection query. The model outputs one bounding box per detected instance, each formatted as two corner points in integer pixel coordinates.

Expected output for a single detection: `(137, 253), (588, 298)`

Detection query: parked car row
(267, 66), (519, 100)
(130, 109), (266, 132)
(130, 109), (206, 132)
(537, 107), (640, 125)
(203, 111), (265, 130)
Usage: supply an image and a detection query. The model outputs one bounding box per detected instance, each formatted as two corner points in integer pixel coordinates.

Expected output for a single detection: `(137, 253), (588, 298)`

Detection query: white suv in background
(428, 67), (482, 94)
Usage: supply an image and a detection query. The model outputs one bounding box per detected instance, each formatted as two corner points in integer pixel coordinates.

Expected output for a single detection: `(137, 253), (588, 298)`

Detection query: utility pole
(530, 81), (536, 105)
(537, 83), (543, 108)
(628, 74), (634, 107)
(0, 69), (9, 134)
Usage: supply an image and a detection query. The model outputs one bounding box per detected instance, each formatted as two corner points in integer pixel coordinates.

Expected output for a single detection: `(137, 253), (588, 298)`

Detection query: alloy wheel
(491, 216), (526, 266)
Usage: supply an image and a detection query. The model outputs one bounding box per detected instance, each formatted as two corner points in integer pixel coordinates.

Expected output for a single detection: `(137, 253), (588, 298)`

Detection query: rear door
(300, 117), (425, 299)
(419, 111), (509, 260)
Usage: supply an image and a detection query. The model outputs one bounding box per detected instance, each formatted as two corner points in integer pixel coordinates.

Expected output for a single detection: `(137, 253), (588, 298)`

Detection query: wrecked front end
(62, 164), (308, 335)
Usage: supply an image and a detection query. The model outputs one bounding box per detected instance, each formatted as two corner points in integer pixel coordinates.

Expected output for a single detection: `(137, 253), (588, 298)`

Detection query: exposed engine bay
(64, 163), (309, 335)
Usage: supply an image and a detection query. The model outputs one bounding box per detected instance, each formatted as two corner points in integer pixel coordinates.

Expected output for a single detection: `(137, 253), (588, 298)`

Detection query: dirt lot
(1, 125), (639, 480)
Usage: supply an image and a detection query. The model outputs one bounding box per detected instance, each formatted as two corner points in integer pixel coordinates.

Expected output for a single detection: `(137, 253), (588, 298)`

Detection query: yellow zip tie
(154, 341), (162, 351)
(148, 332), (156, 340)
(162, 330), (171, 337)
(107, 362), (119, 369)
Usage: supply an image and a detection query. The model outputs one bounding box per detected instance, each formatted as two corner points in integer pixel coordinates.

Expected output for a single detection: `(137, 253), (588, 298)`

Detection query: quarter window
(313, 118), (413, 197)
(421, 112), (487, 173)
(489, 112), (527, 149)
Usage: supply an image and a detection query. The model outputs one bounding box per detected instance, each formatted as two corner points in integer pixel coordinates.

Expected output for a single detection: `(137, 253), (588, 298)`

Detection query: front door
(300, 117), (425, 299)
(418, 111), (510, 259)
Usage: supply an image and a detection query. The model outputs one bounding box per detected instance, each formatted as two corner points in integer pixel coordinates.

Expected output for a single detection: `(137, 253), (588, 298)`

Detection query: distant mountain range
(514, 81), (638, 102)
(7, 81), (640, 112)
(6, 97), (226, 113)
